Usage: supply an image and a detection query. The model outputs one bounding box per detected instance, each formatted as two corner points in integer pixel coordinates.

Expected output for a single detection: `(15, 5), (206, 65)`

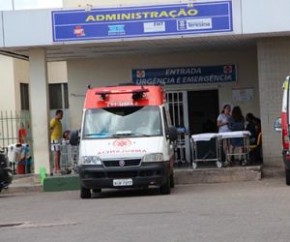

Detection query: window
(83, 106), (162, 139)
(49, 83), (69, 109)
(20, 83), (29, 110)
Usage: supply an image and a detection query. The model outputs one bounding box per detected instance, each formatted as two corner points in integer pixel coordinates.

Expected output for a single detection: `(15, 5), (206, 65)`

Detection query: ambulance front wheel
(80, 186), (91, 199)
(285, 168), (290, 185)
(93, 188), (101, 193)
(160, 175), (171, 195)
(170, 172), (175, 188)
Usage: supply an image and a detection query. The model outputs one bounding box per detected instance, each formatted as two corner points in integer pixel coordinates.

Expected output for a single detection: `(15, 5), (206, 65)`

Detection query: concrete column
(257, 38), (290, 166)
(29, 48), (51, 174)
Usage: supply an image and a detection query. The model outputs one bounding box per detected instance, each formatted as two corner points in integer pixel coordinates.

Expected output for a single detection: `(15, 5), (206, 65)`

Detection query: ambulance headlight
(142, 153), (164, 162)
(81, 156), (102, 165)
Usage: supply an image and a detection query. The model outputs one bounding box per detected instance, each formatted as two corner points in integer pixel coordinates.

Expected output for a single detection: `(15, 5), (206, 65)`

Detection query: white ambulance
(71, 85), (178, 198)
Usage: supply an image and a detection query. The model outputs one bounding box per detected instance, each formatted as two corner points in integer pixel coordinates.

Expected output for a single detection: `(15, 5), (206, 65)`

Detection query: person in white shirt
(217, 104), (231, 164)
(217, 104), (231, 133)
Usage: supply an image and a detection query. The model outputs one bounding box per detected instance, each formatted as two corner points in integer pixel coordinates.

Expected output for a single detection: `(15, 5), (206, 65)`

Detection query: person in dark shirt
(227, 106), (245, 164)
(245, 113), (257, 145)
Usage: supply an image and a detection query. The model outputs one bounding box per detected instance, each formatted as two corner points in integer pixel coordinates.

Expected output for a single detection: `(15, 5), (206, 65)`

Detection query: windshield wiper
(135, 133), (151, 137)
(112, 130), (134, 138)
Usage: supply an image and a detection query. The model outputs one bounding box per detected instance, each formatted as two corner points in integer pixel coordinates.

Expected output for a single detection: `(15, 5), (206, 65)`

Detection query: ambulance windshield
(83, 106), (162, 139)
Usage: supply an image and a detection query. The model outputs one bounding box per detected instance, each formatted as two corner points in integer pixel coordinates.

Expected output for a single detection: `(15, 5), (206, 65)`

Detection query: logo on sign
(119, 160), (126, 167)
(74, 26), (85, 37)
(113, 139), (132, 148)
(136, 70), (145, 78)
(223, 65), (233, 74)
(177, 20), (187, 31)
(108, 25), (125, 35)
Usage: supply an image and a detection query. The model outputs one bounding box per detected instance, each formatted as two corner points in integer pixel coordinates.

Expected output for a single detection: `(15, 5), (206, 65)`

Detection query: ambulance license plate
(113, 179), (133, 187)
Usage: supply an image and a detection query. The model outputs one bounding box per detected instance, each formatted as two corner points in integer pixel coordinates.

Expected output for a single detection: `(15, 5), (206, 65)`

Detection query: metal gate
(0, 110), (32, 147)
(166, 91), (191, 165)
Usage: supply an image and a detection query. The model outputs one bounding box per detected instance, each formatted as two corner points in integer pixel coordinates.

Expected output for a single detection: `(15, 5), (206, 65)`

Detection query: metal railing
(0, 110), (32, 148)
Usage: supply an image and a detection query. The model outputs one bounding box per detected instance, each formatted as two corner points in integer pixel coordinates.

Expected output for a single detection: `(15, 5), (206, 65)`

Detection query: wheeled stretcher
(191, 133), (222, 169)
(174, 127), (187, 166)
(220, 131), (251, 166)
(60, 143), (79, 175)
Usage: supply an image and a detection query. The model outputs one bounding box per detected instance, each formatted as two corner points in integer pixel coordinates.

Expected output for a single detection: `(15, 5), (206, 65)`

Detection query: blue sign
(52, 1), (233, 42)
(132, 65), (237, 85)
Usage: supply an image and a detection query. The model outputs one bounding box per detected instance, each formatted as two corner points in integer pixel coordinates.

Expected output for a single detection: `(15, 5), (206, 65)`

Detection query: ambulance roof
(84, 85), (165, 109)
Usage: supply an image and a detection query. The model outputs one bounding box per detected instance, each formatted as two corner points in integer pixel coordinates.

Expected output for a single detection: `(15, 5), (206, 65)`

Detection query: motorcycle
(0, 147), (13, 192)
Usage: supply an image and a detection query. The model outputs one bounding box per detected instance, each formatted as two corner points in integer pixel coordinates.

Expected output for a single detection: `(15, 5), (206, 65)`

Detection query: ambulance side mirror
(274, 117), (282, 132)
(167, 126), (178, 141)
(70, 129), (80, 146)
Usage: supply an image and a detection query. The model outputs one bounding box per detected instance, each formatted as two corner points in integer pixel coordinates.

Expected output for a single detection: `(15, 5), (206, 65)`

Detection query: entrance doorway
(166, 89), (219, 166)
(187, 90), (219, 135)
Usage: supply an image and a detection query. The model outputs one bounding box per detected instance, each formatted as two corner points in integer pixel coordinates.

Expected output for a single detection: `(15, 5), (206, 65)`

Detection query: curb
(174, 165), (262, 184)
(43, 175), (80, 192)
(261, 165), (284, 178)
(2, 174), (42, 194)
(1, 165), (270, 193)
(6, 184), (43, 194)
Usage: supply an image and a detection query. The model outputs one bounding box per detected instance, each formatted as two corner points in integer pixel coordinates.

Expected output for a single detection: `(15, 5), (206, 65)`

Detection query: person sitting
(245, 113), (257, 145)
(250, 118), (263, 164)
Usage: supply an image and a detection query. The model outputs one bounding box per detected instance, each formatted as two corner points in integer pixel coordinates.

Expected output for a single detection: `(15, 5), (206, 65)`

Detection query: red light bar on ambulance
(84, 85), (165, 108)
(95, 88), (149, 101)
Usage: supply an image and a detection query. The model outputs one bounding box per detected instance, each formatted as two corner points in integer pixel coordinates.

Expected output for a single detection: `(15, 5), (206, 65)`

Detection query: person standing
(217, 104), (231, 162)
(50, 109), (63, 175)
(217, 104), (231, 133)
(18, 122), (27, 144)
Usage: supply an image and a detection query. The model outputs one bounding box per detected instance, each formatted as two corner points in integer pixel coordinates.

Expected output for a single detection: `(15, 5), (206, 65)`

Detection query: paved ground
(0, 168), (289, 242)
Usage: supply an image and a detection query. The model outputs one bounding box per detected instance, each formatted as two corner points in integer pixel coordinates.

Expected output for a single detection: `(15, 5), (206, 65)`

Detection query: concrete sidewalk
(6, 174), (42, 193)
(2, 164), (279, 194)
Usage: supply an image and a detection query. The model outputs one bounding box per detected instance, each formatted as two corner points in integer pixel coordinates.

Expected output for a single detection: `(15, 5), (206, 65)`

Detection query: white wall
(13, 58), (29, 110)
(1, 0), (290, 48)
(67, 47), (259, 129)
(48, 61), (68, 83)
(0, 55), (16, 111)
(2, 9), (53, 47)
(63, 0), (233, 8)
(242, 0), (290, 34)
(10, 59), (68, 112)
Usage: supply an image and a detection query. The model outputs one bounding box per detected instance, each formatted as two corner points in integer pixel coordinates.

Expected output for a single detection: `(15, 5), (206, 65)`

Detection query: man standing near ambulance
(50, 109), (63, 175)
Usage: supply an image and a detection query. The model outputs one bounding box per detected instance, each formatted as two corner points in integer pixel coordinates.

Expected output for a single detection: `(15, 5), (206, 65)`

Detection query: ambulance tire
(170, 172), (175, 188)
(285, 169), (290, 186)
(160, 175), (171, 195)
(80, 186), (91, 199)
(93, 188), (101, 193)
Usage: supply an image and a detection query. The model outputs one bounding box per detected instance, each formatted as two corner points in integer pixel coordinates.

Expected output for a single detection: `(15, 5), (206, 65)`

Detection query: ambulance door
(282, 77), (290, 150)
(166, 91), (190, 165)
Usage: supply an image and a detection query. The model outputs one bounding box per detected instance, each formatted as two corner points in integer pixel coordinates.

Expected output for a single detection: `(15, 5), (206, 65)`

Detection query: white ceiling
(0, 33), (281, 62)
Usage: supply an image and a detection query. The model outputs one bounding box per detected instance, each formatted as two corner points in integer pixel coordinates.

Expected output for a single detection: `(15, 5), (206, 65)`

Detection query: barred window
(49, 83), (69, 109)
(20, 83), (29, 110)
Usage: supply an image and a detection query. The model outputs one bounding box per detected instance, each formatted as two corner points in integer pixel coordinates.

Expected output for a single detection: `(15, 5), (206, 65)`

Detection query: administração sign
(52, 1), (233, 42)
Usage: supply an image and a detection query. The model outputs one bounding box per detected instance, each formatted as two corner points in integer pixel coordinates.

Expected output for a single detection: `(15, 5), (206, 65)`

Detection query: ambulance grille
(103, 159), (141, 167)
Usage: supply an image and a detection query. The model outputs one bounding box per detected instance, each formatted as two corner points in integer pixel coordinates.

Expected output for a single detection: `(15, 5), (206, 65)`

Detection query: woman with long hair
(228, 106), (245, 165)
(217, 104), (231, 162)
